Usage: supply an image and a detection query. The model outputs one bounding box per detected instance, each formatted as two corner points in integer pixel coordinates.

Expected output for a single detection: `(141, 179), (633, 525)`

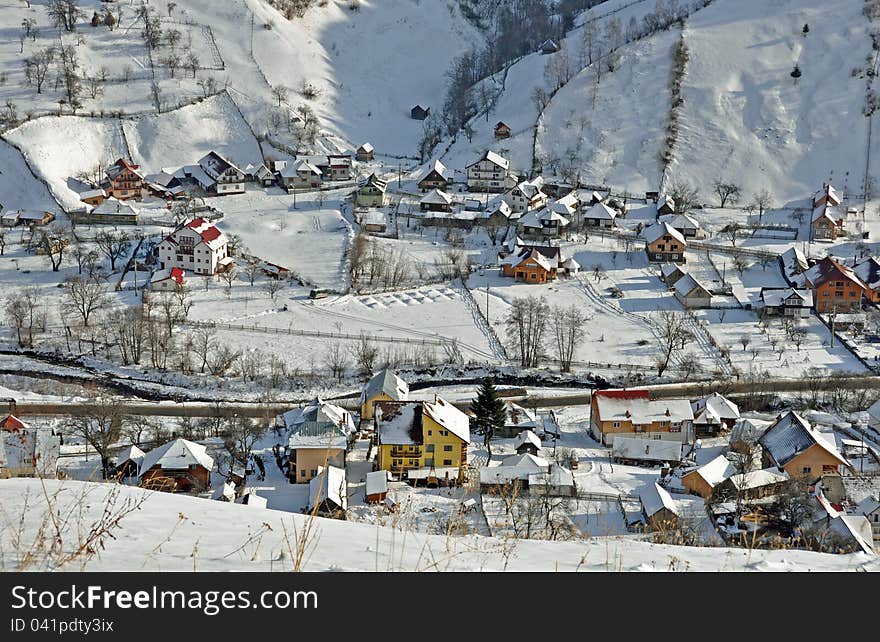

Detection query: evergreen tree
(791, 65), (802, 82)
(802, 23), (809, 36)
(469, 377), (507, 461)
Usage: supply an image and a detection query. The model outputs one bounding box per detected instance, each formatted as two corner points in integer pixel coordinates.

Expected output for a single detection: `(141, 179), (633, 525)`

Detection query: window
(802, 466), (812, 474)
(443, 445), (453, 452)
(426, 444), (434, 452)
(612, 421), (621, 428)
(670, 423), (681, 433)
(425, 458), (434, 467)
(408, 458), (416, 465)
(443, 459), (453, 466)
(300, 470), (306, 478)
(427, 430), (432, 436)
(635, 424), (644, 432)
(310, 469), (317, 477)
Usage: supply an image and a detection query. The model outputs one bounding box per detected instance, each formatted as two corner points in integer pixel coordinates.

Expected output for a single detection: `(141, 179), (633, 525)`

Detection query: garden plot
(204, 189), (352, 291)
(569, 499), (629, 537)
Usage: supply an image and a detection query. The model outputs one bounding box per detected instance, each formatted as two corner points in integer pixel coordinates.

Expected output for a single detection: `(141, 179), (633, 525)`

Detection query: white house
(467, 150), (516, 193)
(197, 151), (246, 195)
(158, 217), (231, 275)
(503, 178), (547, 213)
(518, 207), (570, 239)
(149, 267), (185, 292)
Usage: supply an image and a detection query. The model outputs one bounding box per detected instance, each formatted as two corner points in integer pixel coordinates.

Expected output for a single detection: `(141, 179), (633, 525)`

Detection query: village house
(715, 468), (789, 501)
(284, 398), (355, 483)
(852, 256), (880, 303)
(673, 273), (712, 308)
(494, 121), (512, 139)
(759, 287), (813, 318)
(323, 154), (353, 181)
(360, 369), (409, 422)
(758, 411), (852, 481)
(690, 392), (740, 436)
(681, 455), (736, 498)
(420, 188), (453, 212)
(641, 483), (679, 530)
(518, 207), (569, 239)
(158, 217), (231, 276)
(114, 445), (145, 479)
(356, 173), (389, 208)
(539, 39), (560, 54)
(611, 436), (683, 467)
(418, 160), (450, 192)
(0, 415), (60, 479)
(729, 417), (772, 454)
(87, 197), (140, 225)
(287, 159), (323, 189)
(780, 246), (809, 278)
(365, 469), (391, 504)
(659, 213), (701, 238)
(854, 496), (880, 546)
(356, 143), (374, 162)
(103, 158), (148, 200)
(149, 267), (185, 292)
(467, 150), (516, 193)
(308, 465), (348, 515)
(244, 162), (275, 186)
(582, 202), (617, 228)
(375, 397), (470, 484)
(479, 453), (549, 491)
(802, 256), (867, 313)
(359, 210), (387, 234)
(410, 105), (430, 120)
(476, 198), (512, 228)
(811, 204), (845, 240)
(503, 178), (548, 214)
(261, 262), (289, 280)
(500, 246), (561, 283)
(79, 188), (107, 206)
(145, 170), (186, 200)
(813, 184), (842, 209)
(138, 438), (214, 493)
(513, 429), (542, 456)
(528, 463), (576, 497)
(590, 389), (695, 445)
(660, 263), (686, 288)
(644, 222), (687, 263)
(656, 193), (676, 215)
(1, 210), (19, 227)
(197, 151), (246, 195)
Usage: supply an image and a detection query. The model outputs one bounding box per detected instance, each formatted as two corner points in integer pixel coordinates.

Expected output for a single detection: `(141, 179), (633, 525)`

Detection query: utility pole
(486, 284), (490, 326)
(398, 163), (402, 188)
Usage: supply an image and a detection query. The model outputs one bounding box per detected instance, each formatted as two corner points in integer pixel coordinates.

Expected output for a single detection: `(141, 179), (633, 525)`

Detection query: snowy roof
(283, 398), (356, 435)
(505, 401), (537, 427)
(781, 247), (809, 274)
(813, 184), (841, 207)
(562, 257), (580, 270)
(811, 203), (841, 224)
(151, 267), (185, 285)
(829, 515), (874, 554)
(759, 411), (849, 468)
(360, 173), (387, 192)
(91, 197), (140, 217)
(287, 432), (348, 450)
(868, 398), (880, 422)
(480, 453), (549, 484)
(644, 222), (686, 245)
(511, 178), (546, 200)
(79, 188), (107, 200)
(760, 287), (813, 308)
(116, 444), (145, 465)
(365, 470), (390, 496)
(660, 263), (685, 279)
(683, 454), (736, 487)
(358, 142), (374, 153)
(294, 159), (322, 175)
(519, 207), (569, 229)
(509, 248), (555, 272)
(673, 273), (709, 297)
(658, 213), (700, 231)
(211, 481), (236, 502)
(583, 202), (617, 220)
(198, 151), (243, 179)
(594, 390), (694, 424)
(420, 188), (453, 205)
(730, 417), (772, 445)
(612, 437), (683, 462)
(138, 438), (214, 475)
(852, 256), (880, 290)
(422, 160), (449, 180)
(641, 483), (678, 517)
(423, 397), (470, 443)
(513, 430), (542, 451)
(726, 468), (788, 491)
(376, 401), (421, 446)
(308, 465), (347, 510)
(657, 194), (675, 210)
(361, 369), (409, 405)
(106, 158), (145, 180)
(182, 217), (227, 251)
(691, 392), (740, 425)
(235, 492), (268, 509)
(469, 150), (509, 171)
(803, 257), (865, 290)
(528, 463), (574, 488)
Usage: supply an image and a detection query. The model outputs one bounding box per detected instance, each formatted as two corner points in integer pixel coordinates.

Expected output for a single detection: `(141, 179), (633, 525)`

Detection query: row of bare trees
(504, 295), (590, 371)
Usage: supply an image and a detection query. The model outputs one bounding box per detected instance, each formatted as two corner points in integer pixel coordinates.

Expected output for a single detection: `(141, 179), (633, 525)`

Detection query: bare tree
(241, 255), (262, 286)
(668, 178), (699, 213)
(724, 223), (742, 246)
(264, 277), (285, 303)
(111, 307), (147, 365)
(218, 268), (237, 297)
(351, 331), (379, 379)
(653, 309), (692, 376)
(165, 29), (181, 50)
(63, 276), (106, 327)
(162, 54), (181, 78)
(271, 84), (289, 107)
(25, 48), (53, 94)
(325, 341), (348, 381)
(752, 188), (773, 219)
(739, 334), (751, 352)
(149, 81), (162, 113)
(5, 288), (43, 348)
(676, 352), (703, 381)
(220, 415), (266, 477)
(70, 398), (124, 479)
(47, 0), (84, 32)
(712, 179), (741, 208)
(95, 229), (130, 271)
(183, 51), (199, 78)
(733, 255), (750, 278)
(551, 304), (588, 372)
(505, 296), (550, 368)
(38, 224), (69, 272)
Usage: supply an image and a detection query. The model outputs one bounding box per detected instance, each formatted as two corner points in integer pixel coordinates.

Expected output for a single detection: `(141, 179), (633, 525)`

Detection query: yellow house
(359, 369), (409, 421)
(375, 397), (470, 484)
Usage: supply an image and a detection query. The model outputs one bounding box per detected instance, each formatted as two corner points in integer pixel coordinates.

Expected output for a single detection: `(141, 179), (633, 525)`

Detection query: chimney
(665, 408), (671, 417)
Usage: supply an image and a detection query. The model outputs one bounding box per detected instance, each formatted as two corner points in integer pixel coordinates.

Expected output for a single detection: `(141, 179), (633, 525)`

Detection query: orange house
(758, 411), (852, 481)
(803, 257), (866, 312)
(589, 389), (695, 445)
(853, 256), (880, 303)
(501, 248), (557, 283)
(104, 158), (147, 200)
(644, 222), (687, 263)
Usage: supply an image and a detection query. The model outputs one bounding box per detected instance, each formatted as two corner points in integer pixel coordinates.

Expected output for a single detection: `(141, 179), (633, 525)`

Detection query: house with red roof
(149, 266), (185, 292)
(158, 217), (231, 276)
(802, 256), (867, 312)
(589, 389), (695, 445)
(103, 158), (147, 200)
(0, 414), (61, 479)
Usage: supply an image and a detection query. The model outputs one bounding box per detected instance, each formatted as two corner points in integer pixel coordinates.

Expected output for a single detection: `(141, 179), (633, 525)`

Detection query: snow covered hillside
(2, 478), (876, 571)
(669, 0), (873, 203)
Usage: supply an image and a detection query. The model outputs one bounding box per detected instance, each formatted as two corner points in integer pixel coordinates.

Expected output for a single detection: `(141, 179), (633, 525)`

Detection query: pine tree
(469, 377), (507, 461)
(802, 23), (809, 36)
(791, 65), (802, 82)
